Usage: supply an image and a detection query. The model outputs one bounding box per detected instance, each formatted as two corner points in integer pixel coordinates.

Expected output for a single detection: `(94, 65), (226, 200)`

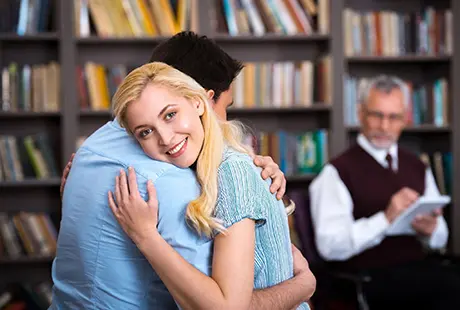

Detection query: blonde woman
(107, 62), (314, 309)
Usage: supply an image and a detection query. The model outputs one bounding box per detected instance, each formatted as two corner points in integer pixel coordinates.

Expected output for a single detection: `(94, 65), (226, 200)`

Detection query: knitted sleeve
(214, 159), (268, 230)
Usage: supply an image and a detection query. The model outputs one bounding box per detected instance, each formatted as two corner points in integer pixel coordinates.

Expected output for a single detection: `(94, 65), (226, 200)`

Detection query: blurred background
(0, 0), (459, 309)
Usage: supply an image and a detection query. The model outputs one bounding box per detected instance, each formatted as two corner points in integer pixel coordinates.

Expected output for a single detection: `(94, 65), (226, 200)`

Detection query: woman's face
(125, 83), (205, 168)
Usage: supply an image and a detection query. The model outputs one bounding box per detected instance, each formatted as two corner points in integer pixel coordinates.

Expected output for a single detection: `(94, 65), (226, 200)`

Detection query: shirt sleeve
(153, 167), (212, 276)
(309, 164), (390, 261)
(214, 160), (268, 230)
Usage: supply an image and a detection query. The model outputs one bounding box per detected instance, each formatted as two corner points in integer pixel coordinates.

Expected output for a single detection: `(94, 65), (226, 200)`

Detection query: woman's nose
(157, 128), (174, 146)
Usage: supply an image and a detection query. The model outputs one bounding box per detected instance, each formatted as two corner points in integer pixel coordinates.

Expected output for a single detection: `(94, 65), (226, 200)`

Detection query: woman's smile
(166, 137), (188, 158)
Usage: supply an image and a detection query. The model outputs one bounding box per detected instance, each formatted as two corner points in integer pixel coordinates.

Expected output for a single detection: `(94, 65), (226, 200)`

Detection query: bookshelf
(343, 0), (459, 255)
(0, 178), (60, 188)
(0, 256), (54, 265)
(0, 0), (460, 296)
(347, 55), (452, 63)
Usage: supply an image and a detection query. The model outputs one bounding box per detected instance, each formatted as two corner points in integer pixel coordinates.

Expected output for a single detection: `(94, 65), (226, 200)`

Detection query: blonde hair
(112, 62), (250, 237)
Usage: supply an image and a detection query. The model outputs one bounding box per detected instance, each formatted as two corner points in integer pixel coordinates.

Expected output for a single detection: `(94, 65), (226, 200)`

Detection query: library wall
(0, 0), (460, 309)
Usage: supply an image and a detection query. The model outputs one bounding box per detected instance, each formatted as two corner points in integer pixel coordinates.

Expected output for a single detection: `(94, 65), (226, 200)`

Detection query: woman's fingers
(108, 191), (119, 218)
(128, 167), (139, 198)
(119, 169), (130, 200)
(115, 175), (122, 207)
(147, 180), (158, 209)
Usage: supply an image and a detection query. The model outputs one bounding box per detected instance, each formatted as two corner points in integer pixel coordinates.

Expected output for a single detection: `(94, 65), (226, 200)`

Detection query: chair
(288, 190), (371, 310)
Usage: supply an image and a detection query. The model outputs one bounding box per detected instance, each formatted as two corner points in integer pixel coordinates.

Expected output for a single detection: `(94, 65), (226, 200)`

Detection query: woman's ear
(206, 89), (215, 102)
(195, 100), (205, 116)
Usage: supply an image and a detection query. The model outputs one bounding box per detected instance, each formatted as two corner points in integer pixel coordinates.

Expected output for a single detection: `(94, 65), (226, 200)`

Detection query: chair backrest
(288, 189), (325, 268)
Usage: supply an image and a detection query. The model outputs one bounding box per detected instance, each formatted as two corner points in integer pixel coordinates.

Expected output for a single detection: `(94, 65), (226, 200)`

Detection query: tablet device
(386, 195), (450, 236)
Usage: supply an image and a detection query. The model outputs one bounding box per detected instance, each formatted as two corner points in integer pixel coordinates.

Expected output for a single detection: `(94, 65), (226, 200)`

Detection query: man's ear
(206, 89), (215, 102)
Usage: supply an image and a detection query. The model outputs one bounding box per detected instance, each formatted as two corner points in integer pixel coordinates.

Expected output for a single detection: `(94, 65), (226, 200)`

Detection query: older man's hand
(411, 208), (442, 236)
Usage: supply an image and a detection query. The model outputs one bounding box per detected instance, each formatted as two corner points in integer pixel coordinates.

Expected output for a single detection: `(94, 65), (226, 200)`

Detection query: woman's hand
(108, 167), (159, 245)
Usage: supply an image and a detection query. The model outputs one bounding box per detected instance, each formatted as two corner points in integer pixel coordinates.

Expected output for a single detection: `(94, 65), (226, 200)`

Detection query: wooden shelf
(77, 36), (170, 44)
(0, 111), (61, 118)
(0, 256), (54, 264)
(347, 55), (451, 63)
(0, 32), (58, 41)
(80, 110), (112, 116)
(228, 105), (331, 114)
(211, 33), (330, 43)
(76, 33), (330, 44)
(347, 125), (451, 133)
(0, 178), (61, 187)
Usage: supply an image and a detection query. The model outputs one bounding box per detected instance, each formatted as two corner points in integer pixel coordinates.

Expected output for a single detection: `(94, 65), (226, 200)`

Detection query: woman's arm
(251, 244), (316, 309)
(137, 219), (255, 310)
(108, 167), (255, 310)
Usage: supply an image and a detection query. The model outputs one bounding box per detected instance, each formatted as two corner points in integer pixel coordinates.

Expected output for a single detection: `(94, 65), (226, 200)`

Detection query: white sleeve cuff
(428, 216), (449, 249)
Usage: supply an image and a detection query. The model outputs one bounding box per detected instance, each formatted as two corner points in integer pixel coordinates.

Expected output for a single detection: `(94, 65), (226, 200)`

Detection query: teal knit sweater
(214, 148), (310, 310)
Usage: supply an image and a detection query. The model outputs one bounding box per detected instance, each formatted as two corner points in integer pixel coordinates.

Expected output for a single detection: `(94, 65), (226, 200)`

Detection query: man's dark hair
(149, 31), (244, 101)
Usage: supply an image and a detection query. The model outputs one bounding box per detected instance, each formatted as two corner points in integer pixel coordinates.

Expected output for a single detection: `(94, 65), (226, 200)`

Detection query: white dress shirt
(309, 134), (449, 261)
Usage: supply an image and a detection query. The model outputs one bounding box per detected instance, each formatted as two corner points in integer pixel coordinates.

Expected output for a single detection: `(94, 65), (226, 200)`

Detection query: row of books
(0, 282), (52, 310)
(0, 0), (51, 34)
(0, 212), (57, 259)
(75, 0), (199, 38)
(212, 0), (329, 36)
(230, 58), (331, 108)
(420, 151), (452, 196)
(344, 8), (453, 56)
(0, 134), (58, 182)
(344, 76), (449, 127)
(77, 58), (332, 112)
(1, 62), (60, 113)
(245, 130), (328, 175)
(77, 63), (125, 111)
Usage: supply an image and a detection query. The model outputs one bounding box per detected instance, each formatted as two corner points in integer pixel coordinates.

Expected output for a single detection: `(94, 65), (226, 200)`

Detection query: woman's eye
(165, 112), (176, 121)
(139, 129), (152, 138)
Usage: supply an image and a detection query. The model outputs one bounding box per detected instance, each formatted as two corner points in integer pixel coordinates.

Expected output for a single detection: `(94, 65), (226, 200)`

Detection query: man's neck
(357, 133), (398, 168)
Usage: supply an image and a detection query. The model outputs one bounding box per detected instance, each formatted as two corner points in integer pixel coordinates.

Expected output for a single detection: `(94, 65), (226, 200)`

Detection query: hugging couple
(50, 31), (316, 310)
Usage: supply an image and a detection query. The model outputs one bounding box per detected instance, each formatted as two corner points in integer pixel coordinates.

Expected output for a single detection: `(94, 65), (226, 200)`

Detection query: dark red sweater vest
(328, 143), (427, 271)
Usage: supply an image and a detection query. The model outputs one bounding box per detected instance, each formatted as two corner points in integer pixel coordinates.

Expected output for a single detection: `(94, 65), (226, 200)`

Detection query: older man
(309, 75), (460, 309)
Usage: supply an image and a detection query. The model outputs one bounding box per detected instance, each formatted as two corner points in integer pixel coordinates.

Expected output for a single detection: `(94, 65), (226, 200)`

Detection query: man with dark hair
(149, 31), (243, 101)
(149, 31), (243, 138)
(51, 31), (315, 309)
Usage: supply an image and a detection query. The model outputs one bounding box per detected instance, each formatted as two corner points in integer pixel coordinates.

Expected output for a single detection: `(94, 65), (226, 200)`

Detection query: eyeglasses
(364, 109), (404, 123)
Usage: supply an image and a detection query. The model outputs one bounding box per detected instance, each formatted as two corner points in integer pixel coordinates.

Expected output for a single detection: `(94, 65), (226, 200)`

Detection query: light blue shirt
(50, 119), (212, 310)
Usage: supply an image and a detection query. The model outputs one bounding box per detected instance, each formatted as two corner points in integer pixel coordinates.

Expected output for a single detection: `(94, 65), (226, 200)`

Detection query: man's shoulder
(398, 146), (423, 161)
(80, 121), (138, 157)
(218, 147), (268, 190)
(398, 146), (426, 169)
(329, 143), (361, 167)
(219, 147), (257, 175)
(221, 147), (253, 165)
(77, 121), (188, 181)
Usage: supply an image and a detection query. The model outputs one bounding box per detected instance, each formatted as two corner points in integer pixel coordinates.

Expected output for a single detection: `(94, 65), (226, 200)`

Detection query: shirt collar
(357, 133), (398, 167)
(110, 118), (124, 131)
